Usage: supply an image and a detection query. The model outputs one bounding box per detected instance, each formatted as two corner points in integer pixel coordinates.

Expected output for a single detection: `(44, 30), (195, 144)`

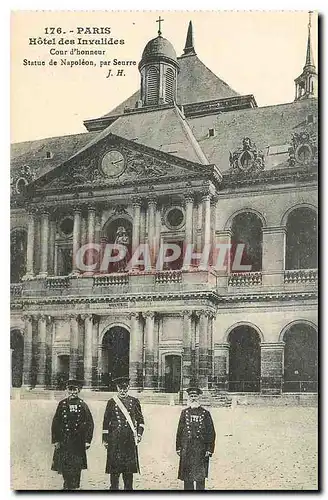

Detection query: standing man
(176, 386), (216, 490)
(51, 379), (94, 490)
(102, 376), (145, 490)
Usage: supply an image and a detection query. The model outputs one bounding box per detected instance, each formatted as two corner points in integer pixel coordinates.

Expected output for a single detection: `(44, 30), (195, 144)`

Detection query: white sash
(113, 395), (138, 446)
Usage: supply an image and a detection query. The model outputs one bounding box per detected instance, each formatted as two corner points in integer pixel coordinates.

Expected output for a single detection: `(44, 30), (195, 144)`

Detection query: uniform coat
(102, 396), (144, 474)
(51, 396), (94, 475)
(176, 406), (216, 482)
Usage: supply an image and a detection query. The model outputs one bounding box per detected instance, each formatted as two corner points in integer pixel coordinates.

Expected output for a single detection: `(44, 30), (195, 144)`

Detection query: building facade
(10, 18), (318, 395)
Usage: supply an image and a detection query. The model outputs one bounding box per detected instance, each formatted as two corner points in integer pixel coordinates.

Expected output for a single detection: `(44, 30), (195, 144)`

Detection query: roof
(100, 53), (239, 120)
(187, 98), (318, 172)
(11, 132), (98, 180)
(69, 105), (209, 165)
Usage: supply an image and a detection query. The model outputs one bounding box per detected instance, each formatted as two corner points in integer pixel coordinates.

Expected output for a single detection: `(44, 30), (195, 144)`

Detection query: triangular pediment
(32, 133), (216, 193)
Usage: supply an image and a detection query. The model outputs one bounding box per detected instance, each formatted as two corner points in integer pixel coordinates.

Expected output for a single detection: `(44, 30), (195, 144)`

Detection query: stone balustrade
(228, 272), (262, 287)
(10, 283), (22, 296)
(155, 270), (182, 284)
(284, 269), (318, 284)
(46, 276), (70, 289)
(93, 274), (129, 287)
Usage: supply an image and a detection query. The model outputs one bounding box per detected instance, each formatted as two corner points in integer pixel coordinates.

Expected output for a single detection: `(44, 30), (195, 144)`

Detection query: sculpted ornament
(229, 137), (265, 174)
(288, 131), (318, 167)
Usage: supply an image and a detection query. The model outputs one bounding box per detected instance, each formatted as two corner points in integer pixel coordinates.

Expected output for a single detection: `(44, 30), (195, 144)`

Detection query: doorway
(164, 354), (181, 392)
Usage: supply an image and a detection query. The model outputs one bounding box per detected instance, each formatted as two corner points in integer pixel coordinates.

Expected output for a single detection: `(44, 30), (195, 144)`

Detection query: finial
(183, 20), (196, 55)
(305, 11), (315, 68)
(156, 15), (164, 36)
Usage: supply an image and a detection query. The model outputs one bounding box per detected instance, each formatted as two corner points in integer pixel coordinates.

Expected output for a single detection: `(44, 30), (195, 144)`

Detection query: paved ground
(11, 401), (318, 491)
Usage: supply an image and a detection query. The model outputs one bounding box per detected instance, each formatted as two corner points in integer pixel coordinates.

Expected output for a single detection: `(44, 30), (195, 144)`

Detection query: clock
(101, 150), (126, 177)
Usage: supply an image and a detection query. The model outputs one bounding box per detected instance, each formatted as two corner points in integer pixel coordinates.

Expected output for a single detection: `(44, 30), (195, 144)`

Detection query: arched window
(146, 67), (159, 105)
(230, 212), (263, 272)
(165, 68), (175, 103)
(11, 229), (27, 283)
(285, 208), (317, 270)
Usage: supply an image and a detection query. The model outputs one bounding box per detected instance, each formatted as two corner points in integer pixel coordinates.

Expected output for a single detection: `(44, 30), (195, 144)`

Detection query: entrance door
(228, 325), (261, 392)
(57, 355), (69, 389)
(101, 327), (130, 391)
(164, 355), (181, 392)
(11, 330), (24, 388)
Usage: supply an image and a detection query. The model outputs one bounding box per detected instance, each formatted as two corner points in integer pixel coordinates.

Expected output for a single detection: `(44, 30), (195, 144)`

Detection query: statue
(114, 226), (130, 272)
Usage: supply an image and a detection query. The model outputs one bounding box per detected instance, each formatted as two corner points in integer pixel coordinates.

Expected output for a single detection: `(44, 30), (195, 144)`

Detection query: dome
(140, 35), (178, 65)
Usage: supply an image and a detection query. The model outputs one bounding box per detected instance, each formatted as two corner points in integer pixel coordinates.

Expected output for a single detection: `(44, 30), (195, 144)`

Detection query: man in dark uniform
(51, 379), (94, 490)
(176, 386), (216, 490)
(102, 376), (145, 490)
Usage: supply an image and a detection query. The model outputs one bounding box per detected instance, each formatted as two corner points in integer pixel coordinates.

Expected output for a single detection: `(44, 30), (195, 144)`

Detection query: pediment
(33, 134), (213, 192)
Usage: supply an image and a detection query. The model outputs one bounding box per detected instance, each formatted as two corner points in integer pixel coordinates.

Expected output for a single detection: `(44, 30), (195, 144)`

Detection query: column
(262, 227), (286, 286)
(132, 198), (141, 269)
(50, 320), (57, 388)
(210, 195), (218, 266)
(84, 205), (96, 275)
(22, 315), (33, 386)
(213, 343), (230, 391)
(72, 208), (82, 275)
(215, 230), (232, 288)
(83, 314), (93, 388)
(45, 317), (54, 387)
(183, 194), (194, 270)
(147, 197), (157, 269)
(207, 312), (215, 385)
(260, 342), (285, 394)
(69, 315), (80, 379)
(48, 219), (56, 276)
(38, 209), (50, 277)
(36, 315), (48, 387)
(198, 311), (209, 390)
(92, 316), (99, 387)
(143, 312), (155, 389)
(129, 312), (143, 389)
(24, 210), (35, 279)
(182, 311), (193, 388)
(201, 192), (211, 250)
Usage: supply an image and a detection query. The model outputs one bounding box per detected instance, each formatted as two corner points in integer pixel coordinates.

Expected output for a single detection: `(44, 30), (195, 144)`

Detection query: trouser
(184, 479), (205, 490)
(110, 472), (134, 490)
(62, 470), (81, 490)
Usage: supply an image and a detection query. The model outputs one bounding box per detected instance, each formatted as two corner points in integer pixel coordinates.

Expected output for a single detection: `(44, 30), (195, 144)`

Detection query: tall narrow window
(165, 68), (175, 103)
(146, 67), (159, 105)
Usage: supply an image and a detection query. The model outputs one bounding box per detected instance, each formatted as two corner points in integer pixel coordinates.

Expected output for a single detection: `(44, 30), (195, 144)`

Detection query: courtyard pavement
(11, 401), (318, 491)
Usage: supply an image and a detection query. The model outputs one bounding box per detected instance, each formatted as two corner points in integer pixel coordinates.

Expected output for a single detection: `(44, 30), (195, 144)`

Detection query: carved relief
(229, 137), (265, 174)
(288, 130), (318, 167)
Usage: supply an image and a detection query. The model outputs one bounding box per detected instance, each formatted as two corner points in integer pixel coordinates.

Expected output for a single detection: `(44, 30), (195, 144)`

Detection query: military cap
(113, 376), (130, 386)
(66, 379), (83, 389)
(186, 386), (203, 395)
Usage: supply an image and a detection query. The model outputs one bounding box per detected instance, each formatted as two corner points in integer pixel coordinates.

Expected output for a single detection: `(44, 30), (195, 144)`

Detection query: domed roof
(141, 35), (178, 64)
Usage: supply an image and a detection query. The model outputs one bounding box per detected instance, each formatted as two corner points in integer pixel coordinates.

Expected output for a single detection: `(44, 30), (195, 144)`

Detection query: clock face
(101, 150), (125, 177)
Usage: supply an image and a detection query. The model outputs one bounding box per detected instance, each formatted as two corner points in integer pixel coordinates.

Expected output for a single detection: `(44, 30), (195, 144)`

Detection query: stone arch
(227, 210), (264, 272)
(224, 208), (267, 231)
(99, 323), (131, 390)
(278, 319), (317, 343)
(280, 203), (317, 227)
(224, 321), (264, 343)
(99, 321), (131, 346)
(284, 206), (317, 270)
(281, 320), (318, 392)
(227, 323), (262, 392)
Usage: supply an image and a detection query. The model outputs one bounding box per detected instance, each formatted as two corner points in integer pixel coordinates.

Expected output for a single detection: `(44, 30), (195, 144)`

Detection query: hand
(85, 443), (91, 450)
(103, 442), (108, 449)
(205, 451), (212, 458)
(54, 442), (60, 450)
(176, 450), (181, 456)
(137, 435), (142, 444)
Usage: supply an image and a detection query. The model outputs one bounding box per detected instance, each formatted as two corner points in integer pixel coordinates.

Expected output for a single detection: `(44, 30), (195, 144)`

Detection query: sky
(11, 10), (318, 144)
